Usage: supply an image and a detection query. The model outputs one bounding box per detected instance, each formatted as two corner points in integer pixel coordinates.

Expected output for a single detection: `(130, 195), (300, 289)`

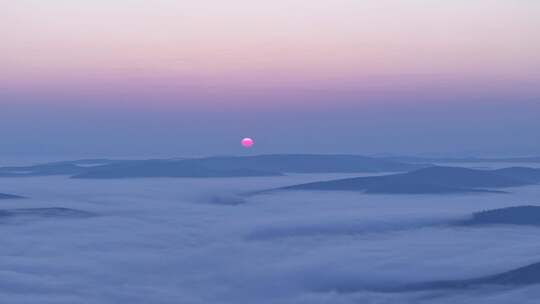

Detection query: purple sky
(1, 0), (539, 158)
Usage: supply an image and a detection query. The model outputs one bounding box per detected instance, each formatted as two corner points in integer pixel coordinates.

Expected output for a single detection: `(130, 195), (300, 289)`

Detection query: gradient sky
(1, 0), (539, 159)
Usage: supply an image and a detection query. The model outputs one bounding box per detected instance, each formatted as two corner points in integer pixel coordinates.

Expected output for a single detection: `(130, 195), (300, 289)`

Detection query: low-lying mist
(1, 173), (540, 303)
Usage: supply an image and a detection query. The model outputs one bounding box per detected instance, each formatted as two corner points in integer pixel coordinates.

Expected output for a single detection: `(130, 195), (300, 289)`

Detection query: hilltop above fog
(0, 193), (23, 199)
(272, 166), (540, 194)
(0, 154), (426, 178)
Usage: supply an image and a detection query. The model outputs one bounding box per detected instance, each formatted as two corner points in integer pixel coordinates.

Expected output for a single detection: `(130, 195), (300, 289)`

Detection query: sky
(1, 0), (539, 158)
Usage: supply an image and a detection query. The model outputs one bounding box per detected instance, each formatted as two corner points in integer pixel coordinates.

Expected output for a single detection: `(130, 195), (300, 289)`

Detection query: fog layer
(1, 172), (540, 303)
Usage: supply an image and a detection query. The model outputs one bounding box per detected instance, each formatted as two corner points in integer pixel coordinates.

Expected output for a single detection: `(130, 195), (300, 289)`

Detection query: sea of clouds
(1, 168), (540, 303)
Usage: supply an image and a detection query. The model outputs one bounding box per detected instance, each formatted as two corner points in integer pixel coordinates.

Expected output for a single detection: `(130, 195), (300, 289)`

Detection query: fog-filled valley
(4, 0), (539, 302)
(1, 159), (540, 303)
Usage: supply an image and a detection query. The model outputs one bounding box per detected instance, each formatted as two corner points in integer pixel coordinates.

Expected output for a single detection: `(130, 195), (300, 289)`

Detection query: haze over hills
(272, 166), (540, 194)
(0, 154), (427, 178)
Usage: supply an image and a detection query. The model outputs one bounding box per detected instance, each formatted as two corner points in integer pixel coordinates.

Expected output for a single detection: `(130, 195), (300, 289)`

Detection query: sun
(241, 137), (254, 148)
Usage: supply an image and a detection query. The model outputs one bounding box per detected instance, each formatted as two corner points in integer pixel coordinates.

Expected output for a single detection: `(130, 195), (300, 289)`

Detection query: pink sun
(241, 137), (254, 148)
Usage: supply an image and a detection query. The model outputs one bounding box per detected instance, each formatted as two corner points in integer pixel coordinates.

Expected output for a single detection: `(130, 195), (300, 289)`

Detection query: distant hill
(0, 159), (115, 177)
(0, 154), (427, 179)
(192, 154), (426, 173)
(462, 205), (540, 226)
(406, 262), (540, 291)
(72, 159), (282, 178)
(272, 166), (540, 194)
(0, 193), (24, 199)
(383, 156), (540, 164)
(328, 259), (540, 293)
(0, 207), (93, 219)
(492, 167), (540, 183)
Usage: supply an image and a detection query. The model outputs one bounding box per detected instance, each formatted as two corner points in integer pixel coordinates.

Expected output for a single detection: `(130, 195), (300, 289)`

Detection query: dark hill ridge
(462, 205), (540, 226)
(72, 159), (282, 178)
(0, 159), (115, 177)
(0, 154), (427, 178)
(326, 261), (540, 293)
(314, 260), (540, 293)
(0, 193), (24, 199)
(492, 167), (540, 183)
(383, 156), (540, 164)
(193, 154), (425, 173)
(0, 207), (94, 220)
(273, 166), (540, 194)
(404, 262), (540, 291)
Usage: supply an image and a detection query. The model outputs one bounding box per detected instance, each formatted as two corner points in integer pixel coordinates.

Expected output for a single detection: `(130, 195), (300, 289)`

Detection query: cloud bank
(0, 174), (540, 303)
